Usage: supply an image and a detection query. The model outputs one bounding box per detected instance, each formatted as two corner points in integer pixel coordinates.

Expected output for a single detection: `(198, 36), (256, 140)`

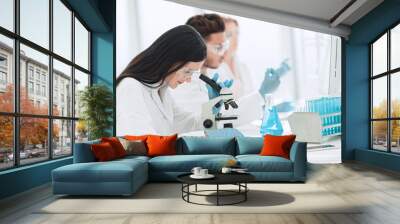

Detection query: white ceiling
(167, 0), (384, 38)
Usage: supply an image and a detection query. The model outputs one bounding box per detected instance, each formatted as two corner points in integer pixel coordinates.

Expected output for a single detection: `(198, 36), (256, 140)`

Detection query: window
(0, 54), (7, 88)
(372, 34), (387, 77)
(42, 85), (46, 97)
(0, 71), (6, 85)
(0, 0), (14, 32)
(28, 67), (34, 80)
(53, 59), (72, 117)
(75, 18), (89, 70)
(74, 69), (89, 118)
(53, 119), (72, 158)
(0, 116), (13, 170)
(20, 0), (49, 49)
(35, 70), (41, 81)
(53, 0), (72, 60)
(391, 24), (400, 70)
(0, 0), (91, 170)
(35, 84), (40, 95)
(28, 81), (34, 94)
(74, 69), (89, 142)
(54, 89), (58, 105)
(370, 23), (400, 154)
(0, 54), (8, 89)
(19, 117), (49, 165)
(0, 55), (7, 67)
(0, 34), (13, 113)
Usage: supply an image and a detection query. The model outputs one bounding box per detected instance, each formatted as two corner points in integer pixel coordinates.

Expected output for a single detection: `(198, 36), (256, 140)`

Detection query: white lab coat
(169, 75), (209, 116)
(116, 77), (201, 136)
(169, 68), (264, 127)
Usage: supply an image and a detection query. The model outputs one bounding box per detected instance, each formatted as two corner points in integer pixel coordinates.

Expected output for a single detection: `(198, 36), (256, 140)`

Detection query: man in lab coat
(170, 14), (264, 131)
(218, 17), (254, 98)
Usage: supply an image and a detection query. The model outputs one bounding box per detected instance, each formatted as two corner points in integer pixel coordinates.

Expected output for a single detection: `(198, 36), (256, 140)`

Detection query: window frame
(0, 0), (92, 171)
(370, 20), (400, 154)
(0, 53), (8, 88)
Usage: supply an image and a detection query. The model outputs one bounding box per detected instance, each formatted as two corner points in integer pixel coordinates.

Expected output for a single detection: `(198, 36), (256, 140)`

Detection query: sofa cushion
(101, 137), (127, 158)
(148, 154), (235, 172)
(260, 134), (296, 159)
(235, 137), (263, 155)
(73, 139), (100, 163)
(124, 135), (149, 141)
(118, 138), (147, 156)
(147, 134), (177, 157)
(177, 136), (236, 155)
(91, 142), (118, 161)
(53, 158), (147, 183)
(115, 155), (150, 164)
(236, 155), (293, 172)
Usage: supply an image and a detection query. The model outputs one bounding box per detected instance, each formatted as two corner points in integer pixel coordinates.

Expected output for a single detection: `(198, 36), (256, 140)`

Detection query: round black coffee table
(177, 173), (255, 206)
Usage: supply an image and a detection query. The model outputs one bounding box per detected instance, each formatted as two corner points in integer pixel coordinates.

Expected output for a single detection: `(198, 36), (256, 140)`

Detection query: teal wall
(91, 0), (116, 135)
(92, 33), (114, 88)
(355, 148), (400, 172)
(0, 0), (115, 200)
(66, 0), (111, 32)
(0, 158), (72, 199)
(91, 32), (115, 135)
(344, 0), (400, 171)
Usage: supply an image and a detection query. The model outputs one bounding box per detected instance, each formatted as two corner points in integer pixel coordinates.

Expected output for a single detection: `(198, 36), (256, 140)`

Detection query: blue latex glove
(259, 59), (291, 96)
(205, 73), (233, 99)
(222, 79), (234, 89)
(274, 58), (290, 77)
(205, 73), (234, 114)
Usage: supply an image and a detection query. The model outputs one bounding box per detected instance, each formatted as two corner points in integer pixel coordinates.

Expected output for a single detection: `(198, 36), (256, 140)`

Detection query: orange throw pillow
(146, 134), (177, 157)
(260, 134), (296, 159)
(101, 137), (127, 158)
(124, 135), (150, 141)
(91, 142), (117, 161)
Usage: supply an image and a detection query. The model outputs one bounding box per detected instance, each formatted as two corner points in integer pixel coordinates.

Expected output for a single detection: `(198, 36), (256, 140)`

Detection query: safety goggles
(207, 40), (230, 56)
(181, 67), (201, 78)
(225, 29), (239, 40)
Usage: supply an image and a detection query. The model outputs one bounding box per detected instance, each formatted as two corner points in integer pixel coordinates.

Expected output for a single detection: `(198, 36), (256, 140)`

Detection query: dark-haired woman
(116, 25), (206, 135)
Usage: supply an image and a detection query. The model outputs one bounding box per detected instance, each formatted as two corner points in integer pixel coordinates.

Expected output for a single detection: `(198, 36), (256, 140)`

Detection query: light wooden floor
(1, 162), (400, 224)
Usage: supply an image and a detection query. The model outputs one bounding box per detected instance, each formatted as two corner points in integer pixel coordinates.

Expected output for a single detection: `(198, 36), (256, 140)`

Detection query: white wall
(116, 0), (142, 76)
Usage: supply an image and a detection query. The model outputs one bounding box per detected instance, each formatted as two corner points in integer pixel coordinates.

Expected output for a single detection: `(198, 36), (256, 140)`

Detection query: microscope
(199, 74), (239, 129)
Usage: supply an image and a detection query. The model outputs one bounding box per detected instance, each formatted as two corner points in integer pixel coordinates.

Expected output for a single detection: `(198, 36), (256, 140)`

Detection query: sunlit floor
(1, 161), (400, 224)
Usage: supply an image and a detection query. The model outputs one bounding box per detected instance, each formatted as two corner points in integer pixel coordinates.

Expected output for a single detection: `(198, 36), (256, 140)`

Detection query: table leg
(245, 183), (247, 201)
(187, 184), (190, 202)
(195, 184), (197, 192)
(217, 184), (219, 206)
